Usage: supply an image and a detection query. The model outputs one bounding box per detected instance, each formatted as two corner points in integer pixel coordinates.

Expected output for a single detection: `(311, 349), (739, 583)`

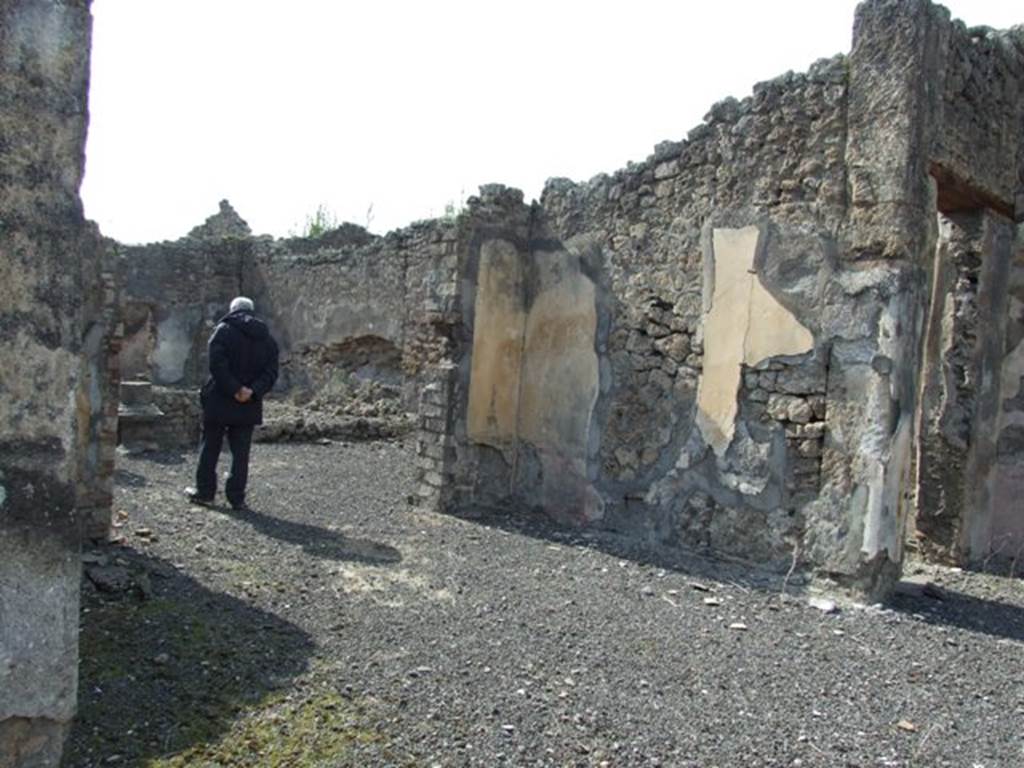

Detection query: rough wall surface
(990, 229), (1024, 559)
(429, 0), (1023, 597)
(933, 20), (1024, 217)
(117, 206), (457, 421)
(250, 220), (456, 406)
(0, 1), (95, 765)
(915, 212), (1017, 562)
(75, 236), (119, 539)
(118, 233), (247, 387)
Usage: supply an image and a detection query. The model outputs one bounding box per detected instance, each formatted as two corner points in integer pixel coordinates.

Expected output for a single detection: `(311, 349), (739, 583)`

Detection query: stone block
(774, 366), (827, 395)
(766, 394), (813, 423)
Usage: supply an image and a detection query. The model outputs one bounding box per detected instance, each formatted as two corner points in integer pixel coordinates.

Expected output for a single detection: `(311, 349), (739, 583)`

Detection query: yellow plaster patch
(467, 239), (527, 447)
(517, 251), (599, 459)
(697, 226), (814, 456)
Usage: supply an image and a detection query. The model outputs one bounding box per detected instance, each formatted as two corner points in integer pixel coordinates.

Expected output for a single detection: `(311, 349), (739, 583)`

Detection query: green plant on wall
(294, 204), (339, 238)
(441, 188), (467, 222)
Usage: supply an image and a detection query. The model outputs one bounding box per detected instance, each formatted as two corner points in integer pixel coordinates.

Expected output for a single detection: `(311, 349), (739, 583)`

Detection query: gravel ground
(66, 440), (1024, 767)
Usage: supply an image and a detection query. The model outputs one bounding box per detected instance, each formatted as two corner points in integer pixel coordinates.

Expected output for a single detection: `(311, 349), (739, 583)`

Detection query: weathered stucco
(467, 239), (526, 447)
(697, 226), (814, 456)
(464, 235), (602, 522)
(976, 228), (1024, 561)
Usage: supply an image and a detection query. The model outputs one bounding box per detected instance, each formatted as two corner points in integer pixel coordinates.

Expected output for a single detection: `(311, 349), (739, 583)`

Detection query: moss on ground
(67, 554), (387, 767)
(149, 691), (381, 767)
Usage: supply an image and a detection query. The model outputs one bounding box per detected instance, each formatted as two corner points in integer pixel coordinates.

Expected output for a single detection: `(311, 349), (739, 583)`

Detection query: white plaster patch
(152, 311), (198, 384)
(697, 226), (814, 456)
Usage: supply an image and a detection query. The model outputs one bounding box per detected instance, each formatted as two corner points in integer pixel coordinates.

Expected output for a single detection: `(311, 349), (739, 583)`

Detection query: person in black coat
(185, 296), (279, 510)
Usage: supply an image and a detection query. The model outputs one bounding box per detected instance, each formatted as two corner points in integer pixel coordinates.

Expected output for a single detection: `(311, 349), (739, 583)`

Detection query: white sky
(82, 1), (1022, 244)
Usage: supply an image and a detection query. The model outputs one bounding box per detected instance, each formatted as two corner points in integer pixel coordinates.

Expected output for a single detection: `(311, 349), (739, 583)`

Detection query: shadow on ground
(453, 504), (799, 592)
(63, 546), (314, 767)
(888, 581), (1024, 643)
(454, 505), (1024, 644)
(218, 504), (403, 565)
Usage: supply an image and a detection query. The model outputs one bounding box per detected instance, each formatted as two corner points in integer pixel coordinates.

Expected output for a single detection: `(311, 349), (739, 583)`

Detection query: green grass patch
(148, 691), (380, 768)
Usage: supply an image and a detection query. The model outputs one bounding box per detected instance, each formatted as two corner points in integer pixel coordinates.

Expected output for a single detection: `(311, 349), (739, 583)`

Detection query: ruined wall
(915, 213), (1017, 562)
(0, 1), (96, 765)
(444, 50), (897, 585)
(108, 0), (1021, 589)
(118, 203), (457, 419)
(118, 235), (247, 387)
(911, 16), (1024, 566)
(430, 0), (1024, 597)
(249, 220), (456, 407)
(932, 21), (1024, 218)
(536, 55), (851, 571)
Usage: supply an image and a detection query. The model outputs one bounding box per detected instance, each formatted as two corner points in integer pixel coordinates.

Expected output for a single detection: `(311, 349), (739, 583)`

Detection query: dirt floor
(65, 439), (1024, 767)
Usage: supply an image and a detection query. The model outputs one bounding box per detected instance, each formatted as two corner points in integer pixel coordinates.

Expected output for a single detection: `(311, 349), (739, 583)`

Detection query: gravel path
(67, 440), (1024, 767)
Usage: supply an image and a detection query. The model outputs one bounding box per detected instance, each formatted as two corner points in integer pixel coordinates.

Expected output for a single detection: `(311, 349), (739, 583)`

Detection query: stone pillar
(411, 364), (457, 511)
(802, 0), (950, 598)
(78, 239), (121, 540)
(0, 1), (95, 765)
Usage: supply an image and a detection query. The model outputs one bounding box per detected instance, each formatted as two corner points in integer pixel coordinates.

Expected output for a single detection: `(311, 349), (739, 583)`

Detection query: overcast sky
(82, 1), (1021, 244)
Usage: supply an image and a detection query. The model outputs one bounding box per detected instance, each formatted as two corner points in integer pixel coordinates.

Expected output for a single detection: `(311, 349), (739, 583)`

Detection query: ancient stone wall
(118, 234), (248, 387)
(249, 219), (457, 406)
(910, 11), (1024, 567)
(0, 1), (98, 765)
(76, 236), (120, 539)
(426, 0), (1024, 597)
(117, 202), (458, 411)
(932, 20), (1024, 217)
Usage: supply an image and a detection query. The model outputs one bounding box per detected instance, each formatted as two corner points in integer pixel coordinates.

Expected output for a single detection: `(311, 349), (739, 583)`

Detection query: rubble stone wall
(932, 20), (1024, 216)
(118, 212), (458, 425)
(248, 220), (457, 406)
(914, 212), (1018, 563)
(118, 236), (248, 387)
(430, 0), (1024, 597)
(0, 1), (97, 765)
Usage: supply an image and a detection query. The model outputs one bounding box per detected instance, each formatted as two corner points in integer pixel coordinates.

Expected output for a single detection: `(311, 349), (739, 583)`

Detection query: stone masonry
(0, 1), (102, 766)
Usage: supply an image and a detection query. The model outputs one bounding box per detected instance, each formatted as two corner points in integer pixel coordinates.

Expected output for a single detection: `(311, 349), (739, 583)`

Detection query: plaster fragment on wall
(467, 239), (526, 448)
(152, 309), (200, 384)
(518, 250), (599, 458)
(697, 226), (814, 456)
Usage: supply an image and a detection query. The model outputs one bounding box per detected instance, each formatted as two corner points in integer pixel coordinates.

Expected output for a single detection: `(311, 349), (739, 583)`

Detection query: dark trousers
(196, 419), (254, 505)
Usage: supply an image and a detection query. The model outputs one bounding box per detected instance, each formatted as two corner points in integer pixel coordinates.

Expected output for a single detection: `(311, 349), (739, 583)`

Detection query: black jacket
(200, 310), (279, 426)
